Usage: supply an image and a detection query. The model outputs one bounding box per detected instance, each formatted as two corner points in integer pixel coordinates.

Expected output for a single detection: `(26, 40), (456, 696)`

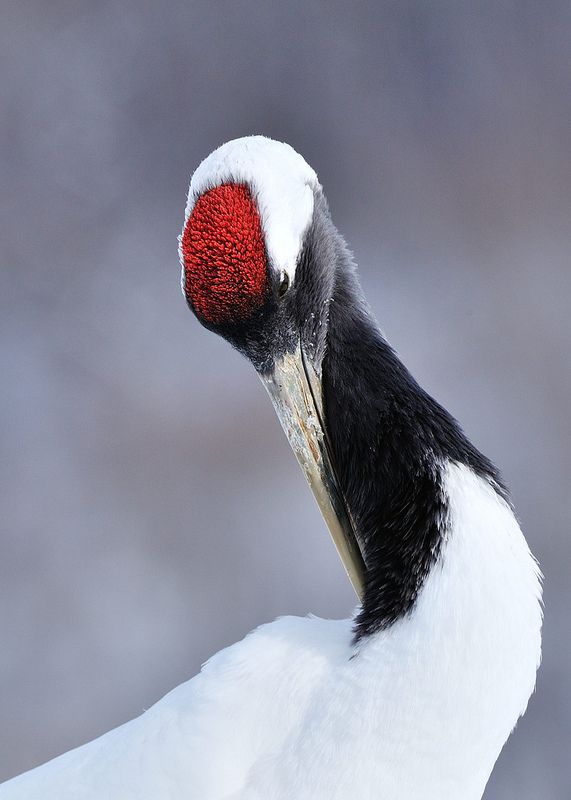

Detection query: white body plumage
(1, 463), (542, 800)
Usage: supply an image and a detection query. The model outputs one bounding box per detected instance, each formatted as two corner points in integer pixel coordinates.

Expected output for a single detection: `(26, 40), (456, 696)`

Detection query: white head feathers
(184, 136), (320, 282)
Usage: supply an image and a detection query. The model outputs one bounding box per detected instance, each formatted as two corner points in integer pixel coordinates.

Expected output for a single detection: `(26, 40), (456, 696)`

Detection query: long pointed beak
(260, 343), (366, 598)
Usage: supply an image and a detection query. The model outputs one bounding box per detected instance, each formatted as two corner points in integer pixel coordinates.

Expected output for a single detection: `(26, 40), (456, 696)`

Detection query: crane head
(179, 136), (365, 597)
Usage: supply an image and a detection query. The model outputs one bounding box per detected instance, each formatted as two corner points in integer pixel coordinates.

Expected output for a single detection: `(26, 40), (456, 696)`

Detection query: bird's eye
(278, 270), (290, 298)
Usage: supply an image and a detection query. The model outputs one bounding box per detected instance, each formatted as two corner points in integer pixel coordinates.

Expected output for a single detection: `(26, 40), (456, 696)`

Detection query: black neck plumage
(321, 260), (505, 640)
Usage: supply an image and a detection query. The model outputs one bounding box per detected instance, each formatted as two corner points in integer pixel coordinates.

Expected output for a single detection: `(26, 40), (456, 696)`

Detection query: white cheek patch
(184, 136), (319, 284)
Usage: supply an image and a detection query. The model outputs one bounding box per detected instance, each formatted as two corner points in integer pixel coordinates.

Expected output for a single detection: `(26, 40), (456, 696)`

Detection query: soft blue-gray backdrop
(1, 2), (569, 795)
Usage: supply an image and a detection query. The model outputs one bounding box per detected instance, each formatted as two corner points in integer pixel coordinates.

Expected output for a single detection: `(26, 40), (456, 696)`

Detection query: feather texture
(1, 464), (541, 800)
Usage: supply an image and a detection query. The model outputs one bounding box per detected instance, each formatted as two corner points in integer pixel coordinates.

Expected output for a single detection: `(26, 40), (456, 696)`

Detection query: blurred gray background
(1, 1), (569, 795)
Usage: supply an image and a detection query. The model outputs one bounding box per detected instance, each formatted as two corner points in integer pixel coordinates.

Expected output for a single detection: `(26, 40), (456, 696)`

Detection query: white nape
(184, 136), (319, 281)
(0, 464), (542, 800)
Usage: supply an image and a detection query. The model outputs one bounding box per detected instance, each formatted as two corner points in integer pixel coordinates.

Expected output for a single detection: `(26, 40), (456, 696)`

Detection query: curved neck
(321, 262), (504, 639)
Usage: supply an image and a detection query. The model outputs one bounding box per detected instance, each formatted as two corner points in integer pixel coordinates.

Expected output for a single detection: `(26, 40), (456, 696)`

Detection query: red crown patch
(182, 183), (269, 325)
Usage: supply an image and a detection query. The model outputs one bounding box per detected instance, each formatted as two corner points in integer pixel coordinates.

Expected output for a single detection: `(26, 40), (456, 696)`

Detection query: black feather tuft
(303, 201), (508, 641)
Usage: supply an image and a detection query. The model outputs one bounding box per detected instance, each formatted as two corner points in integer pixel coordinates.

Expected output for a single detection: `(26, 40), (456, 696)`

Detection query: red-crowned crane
(0, 136), (542, 800)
